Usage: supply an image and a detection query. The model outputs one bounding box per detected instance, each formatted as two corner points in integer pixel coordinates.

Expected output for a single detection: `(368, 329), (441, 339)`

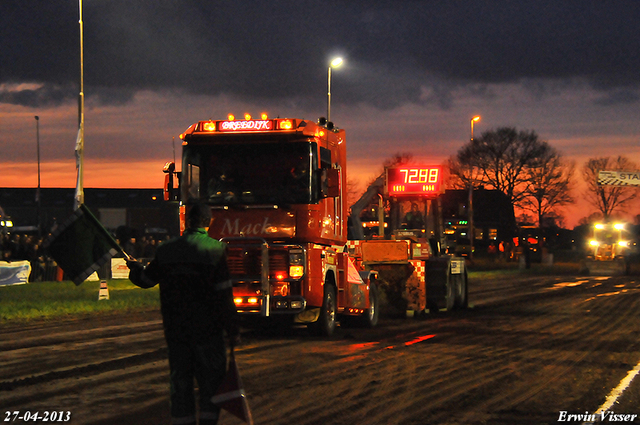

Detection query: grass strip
(0, 279), (159, 323)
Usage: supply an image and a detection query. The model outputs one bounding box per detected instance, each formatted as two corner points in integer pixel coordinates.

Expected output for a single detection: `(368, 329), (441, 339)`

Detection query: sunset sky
(2, 1), (640, 228)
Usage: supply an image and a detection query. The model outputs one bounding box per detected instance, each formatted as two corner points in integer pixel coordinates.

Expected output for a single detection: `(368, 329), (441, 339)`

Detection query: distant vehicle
(584, 222), (631, 275)
(0, 206), (13, 234)
(515, 226), (543, 263)
(454, 238), (472, 257)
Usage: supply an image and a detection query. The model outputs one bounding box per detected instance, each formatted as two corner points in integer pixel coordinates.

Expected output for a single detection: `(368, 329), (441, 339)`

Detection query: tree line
(447, 127), (638, 228)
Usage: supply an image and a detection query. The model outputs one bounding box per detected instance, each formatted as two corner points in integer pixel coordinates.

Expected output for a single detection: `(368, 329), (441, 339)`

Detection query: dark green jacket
(129, 228), (238, 342)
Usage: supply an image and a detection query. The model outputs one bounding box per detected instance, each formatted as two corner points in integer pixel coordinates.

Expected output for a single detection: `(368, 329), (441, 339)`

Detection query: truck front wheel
(309, 284), (337, 337)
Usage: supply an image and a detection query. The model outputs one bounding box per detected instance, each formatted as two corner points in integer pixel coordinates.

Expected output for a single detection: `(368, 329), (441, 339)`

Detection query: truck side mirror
(321, 168), (341, 198)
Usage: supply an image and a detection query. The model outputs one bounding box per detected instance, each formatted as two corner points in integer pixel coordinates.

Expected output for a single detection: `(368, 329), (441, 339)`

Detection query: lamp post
(35, 115), (41, 237)
(468, 116), (480, 259)
(74, 0), (85, 210)
(327, 57), (343, 122)
(470, 116), (480, 142)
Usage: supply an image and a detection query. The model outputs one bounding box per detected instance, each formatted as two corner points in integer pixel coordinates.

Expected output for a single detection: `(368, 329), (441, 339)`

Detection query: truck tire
(342, 281), (379, 328)
(309, 284), (337, 337)
(426, 257), (452, 312)
(362, 281), (379, 328)
(453, 271), (468, 309)
(445, 272), (455, 311)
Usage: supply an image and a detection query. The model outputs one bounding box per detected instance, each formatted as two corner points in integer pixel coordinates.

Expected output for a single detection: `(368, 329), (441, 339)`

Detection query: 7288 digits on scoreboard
(386, 166), (443, 196)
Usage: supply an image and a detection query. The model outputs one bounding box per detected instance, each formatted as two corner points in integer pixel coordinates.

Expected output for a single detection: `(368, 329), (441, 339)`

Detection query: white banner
(0, 261), (32, 286)
(111, 258), (130, 279)
(598, 170), (640, 186)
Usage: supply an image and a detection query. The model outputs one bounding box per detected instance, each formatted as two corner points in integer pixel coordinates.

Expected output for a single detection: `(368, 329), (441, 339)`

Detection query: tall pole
(327, 66), (332, 122)
(35, 116), (41, 237)
(74, 0), (85, 210)
(327, 57), (343, 122)
(469, 116), (480, 259)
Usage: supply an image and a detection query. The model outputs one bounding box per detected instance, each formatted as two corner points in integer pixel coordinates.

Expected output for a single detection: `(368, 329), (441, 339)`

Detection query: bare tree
(582, 156), (639, 219)
(446, 154), (473, 190)
(521, 148), (575, 226)
(454, 127), (553, 207)
(346, 177), (362, 210)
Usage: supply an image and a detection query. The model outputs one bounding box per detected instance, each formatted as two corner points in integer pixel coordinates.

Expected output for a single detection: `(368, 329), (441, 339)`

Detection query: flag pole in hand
(211, 346), (254, 424)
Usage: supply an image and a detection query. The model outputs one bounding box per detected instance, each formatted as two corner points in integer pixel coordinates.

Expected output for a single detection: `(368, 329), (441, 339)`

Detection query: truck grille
(227, 247), (261, 278)
(226, 246), (288, 280)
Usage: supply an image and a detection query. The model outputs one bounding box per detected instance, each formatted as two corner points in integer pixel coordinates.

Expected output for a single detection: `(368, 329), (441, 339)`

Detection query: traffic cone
(211, 348), (254, 424)
(56, 266), (64, 282)
(98, 280), (110, 300)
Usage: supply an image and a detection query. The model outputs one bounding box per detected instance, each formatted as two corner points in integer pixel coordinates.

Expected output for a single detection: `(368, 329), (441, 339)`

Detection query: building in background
(440, 189), (517, 255)
(0, 188), (179, 240)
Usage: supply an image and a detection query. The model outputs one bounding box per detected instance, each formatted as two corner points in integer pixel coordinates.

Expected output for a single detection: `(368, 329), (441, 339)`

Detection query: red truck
(165, 115), (378, 336)
(165, 114), (468, 335)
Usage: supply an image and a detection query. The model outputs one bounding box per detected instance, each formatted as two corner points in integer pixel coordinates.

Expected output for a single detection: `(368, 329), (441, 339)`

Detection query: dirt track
(2, 273), (640, 424)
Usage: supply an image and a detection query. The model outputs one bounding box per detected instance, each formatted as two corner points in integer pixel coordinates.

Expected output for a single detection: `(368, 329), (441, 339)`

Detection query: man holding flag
(127, 202), (239, 425)
(49, 5), (241, 422)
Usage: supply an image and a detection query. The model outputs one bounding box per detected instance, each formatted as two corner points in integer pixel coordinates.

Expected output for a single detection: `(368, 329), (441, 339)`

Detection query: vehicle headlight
(289, 265), (304, 279)
(289, 249), (305, 278)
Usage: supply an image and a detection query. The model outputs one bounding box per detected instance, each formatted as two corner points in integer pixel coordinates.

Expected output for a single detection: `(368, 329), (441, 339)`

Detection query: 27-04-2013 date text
(4, 411), (71, 422)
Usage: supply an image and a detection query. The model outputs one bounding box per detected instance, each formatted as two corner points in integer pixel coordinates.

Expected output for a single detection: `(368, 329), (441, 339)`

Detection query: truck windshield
(183, 142), (318, 206)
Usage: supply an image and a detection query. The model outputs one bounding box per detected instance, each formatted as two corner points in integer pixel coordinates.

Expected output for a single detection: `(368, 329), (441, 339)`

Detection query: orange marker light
(279, 119), (293, 130)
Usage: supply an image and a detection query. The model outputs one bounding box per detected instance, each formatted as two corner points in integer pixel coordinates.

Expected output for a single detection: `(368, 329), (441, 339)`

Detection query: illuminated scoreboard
(386, 166), (444, 197)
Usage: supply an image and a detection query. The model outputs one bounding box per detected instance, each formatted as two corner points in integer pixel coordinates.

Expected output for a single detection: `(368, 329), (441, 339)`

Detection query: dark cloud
(595, 88), (640, 106)
(0, 84), (74, 107)
(2, 1), (640, 108)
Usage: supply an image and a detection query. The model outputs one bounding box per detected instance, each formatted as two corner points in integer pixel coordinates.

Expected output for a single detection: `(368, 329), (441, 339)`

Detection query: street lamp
(470, 116), (480, 141)
(35, 116), (41, 237)
(327, 57), (343, 122)
(468, 116), (480, 259)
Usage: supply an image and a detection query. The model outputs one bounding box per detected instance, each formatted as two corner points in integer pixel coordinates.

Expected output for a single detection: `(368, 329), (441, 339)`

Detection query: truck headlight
(289, 265), (304, 279)
(289, 249), (305, 279)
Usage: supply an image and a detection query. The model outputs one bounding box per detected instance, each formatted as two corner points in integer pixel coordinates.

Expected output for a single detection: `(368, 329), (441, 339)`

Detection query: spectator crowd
(1, 233), (170, 282)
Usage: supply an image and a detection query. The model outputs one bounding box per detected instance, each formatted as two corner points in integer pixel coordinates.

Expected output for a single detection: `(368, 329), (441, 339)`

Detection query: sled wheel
(445, 272), (455, 311)
(453, 272), (467, 309)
